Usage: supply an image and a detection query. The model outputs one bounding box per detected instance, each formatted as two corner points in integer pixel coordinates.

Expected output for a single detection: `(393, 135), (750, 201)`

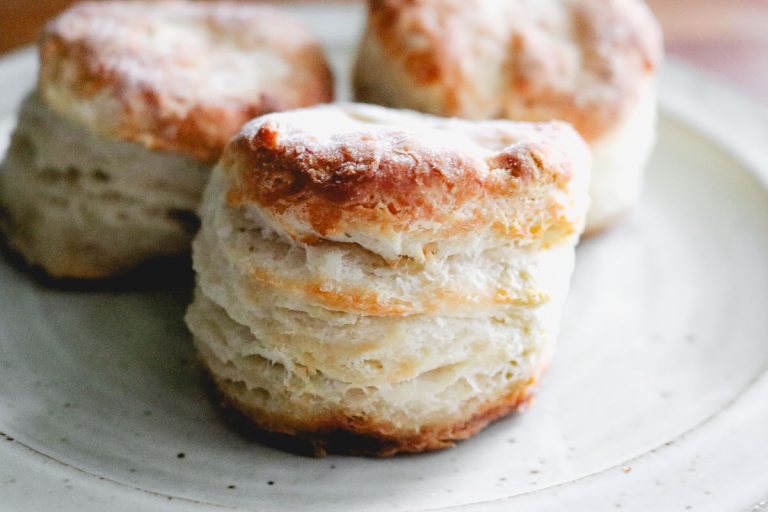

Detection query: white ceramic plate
(1, 4), (768, 511)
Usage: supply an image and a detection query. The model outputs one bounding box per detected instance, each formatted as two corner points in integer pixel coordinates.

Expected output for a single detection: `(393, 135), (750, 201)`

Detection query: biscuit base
(207, 369), (538, 457)
(0, 203), (197, 280)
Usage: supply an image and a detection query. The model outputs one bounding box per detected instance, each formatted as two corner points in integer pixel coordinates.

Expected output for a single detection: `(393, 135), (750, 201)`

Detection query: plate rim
(0, 5), (767, 510)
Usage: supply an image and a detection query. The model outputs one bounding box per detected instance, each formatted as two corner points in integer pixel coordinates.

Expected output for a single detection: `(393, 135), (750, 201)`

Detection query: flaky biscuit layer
(0, 93), (207, 278)
(224, 103), (590, 262)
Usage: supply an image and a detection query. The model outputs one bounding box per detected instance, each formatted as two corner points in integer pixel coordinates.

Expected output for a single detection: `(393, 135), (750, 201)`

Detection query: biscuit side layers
(0, 93), (207, 278)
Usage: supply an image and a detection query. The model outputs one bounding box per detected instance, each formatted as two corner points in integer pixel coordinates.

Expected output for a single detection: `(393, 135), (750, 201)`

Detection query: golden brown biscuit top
(363, 0), (662, 141)
(38, 1), (334, 162)
(222, 104), (591, 261)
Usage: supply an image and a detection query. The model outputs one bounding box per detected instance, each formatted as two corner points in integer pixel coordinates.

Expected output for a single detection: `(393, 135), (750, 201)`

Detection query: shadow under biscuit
(0, 223), (195, 294)
(201, 373), (430, 459)
(201, 368), (536, 460)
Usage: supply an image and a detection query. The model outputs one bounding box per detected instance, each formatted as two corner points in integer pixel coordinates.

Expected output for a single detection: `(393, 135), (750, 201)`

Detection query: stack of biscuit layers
(186, 104), (591, 455)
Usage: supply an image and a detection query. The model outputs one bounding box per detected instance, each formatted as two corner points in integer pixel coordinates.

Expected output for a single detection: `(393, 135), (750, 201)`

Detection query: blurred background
(0, 0), (766, 103)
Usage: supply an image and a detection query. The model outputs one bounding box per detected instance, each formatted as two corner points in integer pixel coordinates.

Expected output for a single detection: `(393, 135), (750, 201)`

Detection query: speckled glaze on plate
(1, 4), (768, 511)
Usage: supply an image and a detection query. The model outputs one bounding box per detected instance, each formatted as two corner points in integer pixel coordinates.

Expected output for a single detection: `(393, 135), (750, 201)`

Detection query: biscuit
(353, 0), (662, 233)
(0, 1), (333, 278)
(186, 104), (590, 455)
(0, 92), (208, 278)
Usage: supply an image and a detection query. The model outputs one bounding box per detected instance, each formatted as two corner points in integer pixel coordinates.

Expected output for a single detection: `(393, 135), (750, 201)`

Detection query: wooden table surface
(1, 0), (766, 103)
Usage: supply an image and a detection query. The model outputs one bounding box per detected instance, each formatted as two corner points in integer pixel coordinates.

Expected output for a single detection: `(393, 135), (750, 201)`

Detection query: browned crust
(38, 1), (334, 162)
(209, 371), (539, 457)
(360, 0), (663, 142)
(224, 111), (586, 247)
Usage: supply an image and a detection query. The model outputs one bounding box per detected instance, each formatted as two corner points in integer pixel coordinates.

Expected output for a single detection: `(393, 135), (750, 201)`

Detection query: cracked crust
(223, 103), (590, 261)
(38, 1), (333, 162)
(355, 0), (662, 142)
